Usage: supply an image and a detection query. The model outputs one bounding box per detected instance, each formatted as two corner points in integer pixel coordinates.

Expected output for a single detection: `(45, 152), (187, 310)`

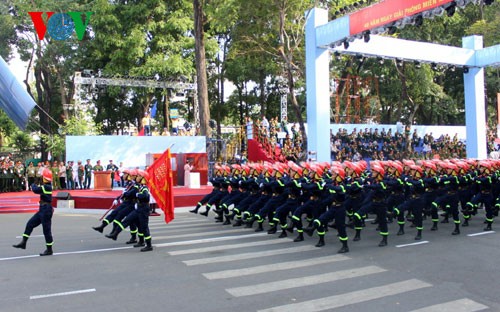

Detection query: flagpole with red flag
(146, 147), (175, 223)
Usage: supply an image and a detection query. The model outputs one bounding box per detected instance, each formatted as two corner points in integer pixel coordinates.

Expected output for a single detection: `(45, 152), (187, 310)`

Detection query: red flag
(146, 148), (175, 223)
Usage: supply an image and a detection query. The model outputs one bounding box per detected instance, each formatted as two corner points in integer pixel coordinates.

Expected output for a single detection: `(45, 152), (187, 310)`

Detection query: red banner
(147, 148), (175, 223)
(349, 0), (453, 35)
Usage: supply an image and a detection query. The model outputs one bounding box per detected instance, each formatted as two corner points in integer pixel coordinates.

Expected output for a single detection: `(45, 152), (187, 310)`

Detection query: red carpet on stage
(0, 186), (212, 213)
(247, 139), (274, 162)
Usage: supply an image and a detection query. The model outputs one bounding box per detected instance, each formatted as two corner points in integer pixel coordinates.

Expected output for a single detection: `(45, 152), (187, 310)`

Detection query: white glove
(113, 199), (118, 206)
(134, 203), (138, 210)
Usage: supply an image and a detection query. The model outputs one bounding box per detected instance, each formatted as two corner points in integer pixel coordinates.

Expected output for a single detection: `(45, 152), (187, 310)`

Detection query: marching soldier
(105, 170), (153, 252)
(12, 168), (54, 256)
(92, 170), (140, 244)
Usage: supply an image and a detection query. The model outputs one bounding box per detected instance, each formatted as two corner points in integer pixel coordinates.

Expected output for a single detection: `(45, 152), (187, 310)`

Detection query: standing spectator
(66, 161), (74, 190)
(93, 160), (104, 171)
(72, 161), (78, 190)
(184, 159), (194, 187)
(142, 113), (151, 136)
(245, 116), (253, 140)
(51, 161), (60, 190)
(77, 160), (84, 189)
(26, 162), (36, 190)
(84, 159), (93, 189)
(118, 161), (125, 187)
(58, 161), (67, 190)
(261, 115), (270, 137)
(107, 160), (119, 189)
(35, 162), (44, 185)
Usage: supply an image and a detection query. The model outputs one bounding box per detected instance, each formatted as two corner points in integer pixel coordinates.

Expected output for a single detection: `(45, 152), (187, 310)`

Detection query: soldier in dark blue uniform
(351, 163), (389, 246)
(92, 169), (140, 244)
(105, 170), (153, 252)
(13, 168), (54, 256)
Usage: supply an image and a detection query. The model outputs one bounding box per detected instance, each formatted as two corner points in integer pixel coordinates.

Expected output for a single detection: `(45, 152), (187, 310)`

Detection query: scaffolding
(331, 75), (380, 124)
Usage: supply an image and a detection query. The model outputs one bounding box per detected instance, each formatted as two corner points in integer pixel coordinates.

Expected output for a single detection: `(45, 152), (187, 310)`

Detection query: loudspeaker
(55, 191), (72, 200)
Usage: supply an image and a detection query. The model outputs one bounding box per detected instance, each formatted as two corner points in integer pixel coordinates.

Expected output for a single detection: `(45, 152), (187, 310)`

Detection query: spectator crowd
(0, 156), (127, 193)
(249, 116), (500, 163)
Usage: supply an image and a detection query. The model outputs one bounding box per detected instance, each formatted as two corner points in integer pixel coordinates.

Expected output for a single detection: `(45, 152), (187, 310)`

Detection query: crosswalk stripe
(257, 279), (432, 312)
(226, 265), (386, 297)
(203, 254), (350, 280)
(154, 233), (267, 248)
(183, 245), (318, 266)
(409, 298), (488, 312)
(169, 238), (293, 255)
(154, 228), (255, 240)
(149, 222), (223, 230)
(152, 219), (204, 225)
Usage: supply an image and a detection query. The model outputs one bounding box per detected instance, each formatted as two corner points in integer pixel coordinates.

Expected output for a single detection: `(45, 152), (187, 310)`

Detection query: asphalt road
(0, 209), (498, 312)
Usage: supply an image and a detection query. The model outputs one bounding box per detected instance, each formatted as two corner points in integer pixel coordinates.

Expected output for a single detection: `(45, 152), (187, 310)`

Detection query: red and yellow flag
(146, 148), (175, 223)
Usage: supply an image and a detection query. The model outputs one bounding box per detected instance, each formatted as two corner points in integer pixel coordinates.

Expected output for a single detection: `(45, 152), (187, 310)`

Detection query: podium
(188, 172), (201, 189)
(94, 170), (112, 191)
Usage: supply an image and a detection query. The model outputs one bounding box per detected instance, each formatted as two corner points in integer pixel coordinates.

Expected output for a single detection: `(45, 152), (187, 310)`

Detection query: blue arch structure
(306, 7), (500, 162)
(0, 56), (36, 130)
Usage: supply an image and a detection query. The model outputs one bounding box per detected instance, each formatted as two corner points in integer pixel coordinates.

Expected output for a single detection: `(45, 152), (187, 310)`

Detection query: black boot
(232, 219), (243, 227)
(338, 240), (349, 253)
(134, 236), (145, 247)
(440, 217), (449, 223)
(315, 235), (325, 247)
(397, 224), (405, 236)
(430, 221), (438, 231)
(125, 234), (138, 244)
(463, 219), (469, 227)
(92, 222), (107, 233)
(452, 223), (460, 235)
(13, 236), (28, 249)
(199, 208), (210, 217)
(293, 232), (304, 242)
(245, 217), (255, 228)
(140, 238), (153, 252)
(304, 222), (318, 237)
(415, 229), (422, 240)
(484, 221), (492, 231)
(353, 229), (361, 241)
(40, 244), (53, 256)
(378, 235), (387, 247)
(278, 230), (287, 238)
(267, 225), (277, 234)
(255, 222), (264, 232)
(222, 216), (232, 225)
(189, 205), (200, 214)
(105, 228), (121, 241)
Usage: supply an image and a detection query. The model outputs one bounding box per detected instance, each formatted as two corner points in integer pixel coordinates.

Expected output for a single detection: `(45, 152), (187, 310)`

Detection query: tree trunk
(193, 0), (211, 138)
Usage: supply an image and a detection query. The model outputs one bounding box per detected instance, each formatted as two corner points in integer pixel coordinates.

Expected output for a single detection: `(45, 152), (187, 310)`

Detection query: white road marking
(204, 254), (350, 280)
(169, 238), (292, 255)
(154, 228), (256, 240)
(396, 241), (429, 248)
(183, 245), (318, 266)
(409, 298), (489, 312)
(258, 279), (432, 312)
(467, 231), (495, 237)
(154, 233), (267, 247)
(30, 288), (96, 300)
(227, 266), (386, 297)
(0, 246), (133, 261)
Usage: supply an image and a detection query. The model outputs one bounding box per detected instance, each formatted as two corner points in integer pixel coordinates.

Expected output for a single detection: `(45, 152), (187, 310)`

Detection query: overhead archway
(306, 3), (500, 162)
